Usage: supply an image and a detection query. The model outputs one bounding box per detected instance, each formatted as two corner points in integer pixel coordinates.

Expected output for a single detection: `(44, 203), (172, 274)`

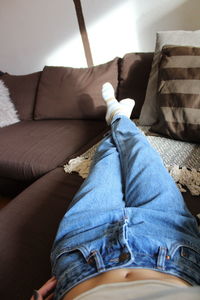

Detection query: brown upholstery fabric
(118, 53), (153, 118)
(0, 120), (107, 181)
(151, 45), (200, 142)
(0, 168), (84, 300)
(34, 58), (119, 120)
(2, 72), (41, 120)
(0, 176), (31, 197)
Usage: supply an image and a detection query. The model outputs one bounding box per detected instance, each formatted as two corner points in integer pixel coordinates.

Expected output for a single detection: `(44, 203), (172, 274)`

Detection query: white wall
(0, 0), (200, 74)
(0, 0), (87, 74)
(82, 0), (200, 65)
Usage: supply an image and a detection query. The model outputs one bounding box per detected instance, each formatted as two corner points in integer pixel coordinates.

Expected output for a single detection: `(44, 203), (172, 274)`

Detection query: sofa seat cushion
(0, 168), (83, 300)
(0, 120), (107, 181)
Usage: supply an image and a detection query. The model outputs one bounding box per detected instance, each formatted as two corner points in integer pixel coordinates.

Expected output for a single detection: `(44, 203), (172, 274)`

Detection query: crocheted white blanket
(64, 122), (200, 196)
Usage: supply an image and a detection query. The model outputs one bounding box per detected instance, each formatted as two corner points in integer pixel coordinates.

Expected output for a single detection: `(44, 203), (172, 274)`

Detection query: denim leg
(111, 115), (191, 215)
(66, 132), (124, 215)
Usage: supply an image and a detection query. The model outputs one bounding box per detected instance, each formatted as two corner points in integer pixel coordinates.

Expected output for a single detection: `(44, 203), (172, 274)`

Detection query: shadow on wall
(0, 0), (87, 74)
(136, 0), (200, 51)
(81, 0), (127, 26)
(0, 0), (124, 74)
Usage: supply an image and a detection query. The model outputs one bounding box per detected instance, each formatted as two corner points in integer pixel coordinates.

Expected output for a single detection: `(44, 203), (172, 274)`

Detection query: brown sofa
(0, 53), (199, 300)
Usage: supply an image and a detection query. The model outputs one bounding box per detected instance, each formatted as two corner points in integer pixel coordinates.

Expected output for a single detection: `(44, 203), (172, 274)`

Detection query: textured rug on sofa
(64, 121), (200, 196)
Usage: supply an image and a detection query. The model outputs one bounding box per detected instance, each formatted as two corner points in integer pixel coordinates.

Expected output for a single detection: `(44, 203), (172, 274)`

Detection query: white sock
(102, 82), (135, 124)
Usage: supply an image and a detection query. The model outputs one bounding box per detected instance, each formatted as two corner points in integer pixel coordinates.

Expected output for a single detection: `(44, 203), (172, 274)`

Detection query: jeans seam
(111, 120), (127, 197)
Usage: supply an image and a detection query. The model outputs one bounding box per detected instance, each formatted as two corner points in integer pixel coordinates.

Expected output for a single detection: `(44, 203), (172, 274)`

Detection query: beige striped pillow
(151, 45), (200, 143)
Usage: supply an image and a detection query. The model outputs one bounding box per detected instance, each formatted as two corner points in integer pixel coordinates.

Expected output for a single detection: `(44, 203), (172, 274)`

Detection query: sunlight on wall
(45, 36), (87, 68)
(83, 0), (199, 65)
(45, 1), (139, 68)
(44, 0), (200, 68)
(85, 1), (139, 65)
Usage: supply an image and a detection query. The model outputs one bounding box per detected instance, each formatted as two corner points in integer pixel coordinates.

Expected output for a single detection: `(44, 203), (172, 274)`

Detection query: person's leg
(51, 85), (136, 249)
(65, 83), (136, 216)
(111, 116), (186, 210)
(66, 133), (124, 215)
(102, 83), (191, 216)
(52, 133), (125, 245)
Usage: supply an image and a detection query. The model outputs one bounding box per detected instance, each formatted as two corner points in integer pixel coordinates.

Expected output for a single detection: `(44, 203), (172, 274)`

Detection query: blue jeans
(51, 116), (200, 300)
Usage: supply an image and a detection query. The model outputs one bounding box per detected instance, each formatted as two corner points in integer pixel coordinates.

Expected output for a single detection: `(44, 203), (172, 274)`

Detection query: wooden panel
(73, 0), (93, 67)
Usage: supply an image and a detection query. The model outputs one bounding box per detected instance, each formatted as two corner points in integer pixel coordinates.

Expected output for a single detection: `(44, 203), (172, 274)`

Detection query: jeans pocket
(52, 246), (88, 277)
(180, 246), (200, 268)
(172, 243), (200, 285)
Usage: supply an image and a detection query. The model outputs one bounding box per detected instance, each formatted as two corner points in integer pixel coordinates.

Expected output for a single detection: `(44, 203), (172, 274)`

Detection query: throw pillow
(34, 58), (119, 120)
(0, 80), (20, 127)
(150, 45), (200, 143)
(139, 30), (200, 126)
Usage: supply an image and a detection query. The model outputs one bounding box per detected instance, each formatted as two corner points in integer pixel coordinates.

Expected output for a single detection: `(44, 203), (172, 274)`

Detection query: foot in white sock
(102, 82), (135, 124)
(102, 82), (115, 102)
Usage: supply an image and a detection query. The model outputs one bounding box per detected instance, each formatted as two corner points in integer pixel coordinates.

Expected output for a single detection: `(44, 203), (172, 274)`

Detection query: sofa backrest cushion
(1, 72), (41, 120)
(118, 53), (153, 119)
(34, 58), (119, 120)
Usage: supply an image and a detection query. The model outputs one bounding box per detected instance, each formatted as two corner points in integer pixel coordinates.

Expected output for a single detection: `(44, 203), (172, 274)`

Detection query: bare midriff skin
(62, 268), (191, 300)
